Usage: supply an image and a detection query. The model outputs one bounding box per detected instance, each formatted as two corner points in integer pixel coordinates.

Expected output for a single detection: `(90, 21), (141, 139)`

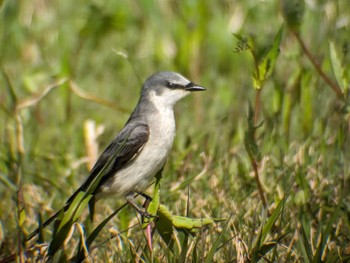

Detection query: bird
(27, 71), (205, 240)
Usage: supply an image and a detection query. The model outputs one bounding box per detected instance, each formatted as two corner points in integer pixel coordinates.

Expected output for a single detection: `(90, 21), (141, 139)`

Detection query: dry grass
(1, 0), (350, 262)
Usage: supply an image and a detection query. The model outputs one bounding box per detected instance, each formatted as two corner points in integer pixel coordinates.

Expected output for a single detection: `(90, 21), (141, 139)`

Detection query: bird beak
(185, 82), (206, 91)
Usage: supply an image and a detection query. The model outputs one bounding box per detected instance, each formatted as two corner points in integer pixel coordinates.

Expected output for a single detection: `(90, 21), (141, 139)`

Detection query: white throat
(148, 89), (190, 110)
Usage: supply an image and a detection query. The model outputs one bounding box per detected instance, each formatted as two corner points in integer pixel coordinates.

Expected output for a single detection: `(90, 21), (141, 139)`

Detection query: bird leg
(126, 192), (155, 218)
(137, 191), (153, 208)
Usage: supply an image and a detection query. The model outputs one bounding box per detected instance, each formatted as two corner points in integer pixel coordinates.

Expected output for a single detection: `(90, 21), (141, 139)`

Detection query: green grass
(1, 0), (350, 262)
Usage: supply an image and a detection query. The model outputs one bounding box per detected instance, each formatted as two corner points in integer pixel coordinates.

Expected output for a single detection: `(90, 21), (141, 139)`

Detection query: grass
(1, 0), (350, 262)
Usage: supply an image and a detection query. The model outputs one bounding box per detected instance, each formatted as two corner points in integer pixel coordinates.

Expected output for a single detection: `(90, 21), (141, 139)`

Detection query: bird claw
(141, 210), (158, 220)
(132, 205), (158, 220)
(126, 193), (157, 219)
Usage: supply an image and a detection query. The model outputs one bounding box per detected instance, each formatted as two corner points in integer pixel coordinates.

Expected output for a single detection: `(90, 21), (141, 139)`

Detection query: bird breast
(97, 107), (176, 198)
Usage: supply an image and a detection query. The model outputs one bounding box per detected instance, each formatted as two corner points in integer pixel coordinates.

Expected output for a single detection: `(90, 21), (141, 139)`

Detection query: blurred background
(1, 0), (350, 261)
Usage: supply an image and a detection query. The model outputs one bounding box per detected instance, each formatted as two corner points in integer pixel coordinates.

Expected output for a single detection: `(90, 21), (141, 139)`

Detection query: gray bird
(28, 71), (205, 240)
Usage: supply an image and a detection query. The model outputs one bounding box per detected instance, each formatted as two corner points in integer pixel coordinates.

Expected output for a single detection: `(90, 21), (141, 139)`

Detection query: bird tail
(26, 207), (64, 241)
(26, 188), (78, 241)
(26, 186), (95, 241)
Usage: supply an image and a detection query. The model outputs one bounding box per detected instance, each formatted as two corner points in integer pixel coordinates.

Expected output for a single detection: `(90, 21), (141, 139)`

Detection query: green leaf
(0, 172), (16, 192)
(312, 200), (342, 263)
(172, 215), (214, 230)
(171, 172), (199, 191)
(57, 192), (86, 233)
(298, 223), (312, 263)
(253, 27), (283, 89)
(204, 215), (231, 263)
(48, 192), (92, 257)
(155, 204), (222, 248)
(73, 203), (127, 262)
(259, 241), (278, 257)
(312, 233), (323, 263)
(64, 137), (131, 260)
(250, 198), (285, 261)
(329, 42), (347, 94)
(155, 204), (174, 247)
(143, 169), (163, 227)
(179, 232), (190, 263)
(19, 208), (26, 227)
(51, 249), (69, 263)
(72, 195), (93, 223)
(48, 220), (74, 256)
(260, 197), (285, 246)
(1, 69), (18, 108)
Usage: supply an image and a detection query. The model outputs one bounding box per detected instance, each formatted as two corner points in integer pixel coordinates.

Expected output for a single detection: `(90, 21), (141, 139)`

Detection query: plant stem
(252, 157), (267, 210)
(293, 31), (343, 100)
(254, 89), (261, 126)
(251, 51), (262, 126)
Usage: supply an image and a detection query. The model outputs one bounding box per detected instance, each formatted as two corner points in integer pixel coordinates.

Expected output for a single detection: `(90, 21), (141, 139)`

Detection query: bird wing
(26, 122), (149, 238)
(67, 121), (150, 203)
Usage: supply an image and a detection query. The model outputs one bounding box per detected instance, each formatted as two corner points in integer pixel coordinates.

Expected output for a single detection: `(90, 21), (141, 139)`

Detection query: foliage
(1, 0), (350, 262)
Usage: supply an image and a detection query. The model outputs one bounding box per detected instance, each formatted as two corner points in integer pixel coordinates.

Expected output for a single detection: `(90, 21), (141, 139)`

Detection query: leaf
(56, 192), (86, 233)
(204, 215), (231, 263)
(260, 197), (285, 246)
(179, 232), (190, 263)
(19, 209), (26, 227)
(250, 198), (285, 261)
(312, 200), (342, 263)
(253, 27), (283, 89)
(155, 204), (174, 247)
(37, 212), (45, 243)
(259, 241), (278, 257)
(54, 138), (130, 260)
(143, 169), (163, 227)
(172, 215), (214, 230)
(298, 223), (312, 263)
(329, 42), (347, 93)
(1, 69), (18, 108)
(171, 172), (199, 191)
(48, 192), (91, 257)
(51, 249), (69, 263)
(48, 220), (75, 256)
(73, 203), (128, 262)
(72, 195), (93, 223)
(48, 128), (126, 257)
(155, 204), (222, 248)
(0, 172), (16, 192)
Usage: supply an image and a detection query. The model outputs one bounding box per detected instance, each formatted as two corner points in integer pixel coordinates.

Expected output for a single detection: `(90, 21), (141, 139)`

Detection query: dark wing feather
(27, 122), (149, 240)
(67, 121), (149, 204)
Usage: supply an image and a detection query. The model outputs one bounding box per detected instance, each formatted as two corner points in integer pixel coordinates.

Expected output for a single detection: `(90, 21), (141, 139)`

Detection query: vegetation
(1, 0), (349, 262)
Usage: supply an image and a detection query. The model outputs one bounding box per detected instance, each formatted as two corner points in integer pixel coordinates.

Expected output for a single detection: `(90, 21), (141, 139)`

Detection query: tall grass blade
(260, 197), (285, 246)
(73, 203), (128, 261)
(204, 215), (232, 263)
(299, 222), (312, 263)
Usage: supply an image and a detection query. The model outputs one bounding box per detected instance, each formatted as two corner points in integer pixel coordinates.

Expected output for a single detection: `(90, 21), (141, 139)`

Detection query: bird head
(142, 71), (206, 108)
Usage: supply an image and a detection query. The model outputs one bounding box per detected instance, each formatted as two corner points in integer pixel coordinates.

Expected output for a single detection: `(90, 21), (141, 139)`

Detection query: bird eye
(167, 81), (181, 89)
